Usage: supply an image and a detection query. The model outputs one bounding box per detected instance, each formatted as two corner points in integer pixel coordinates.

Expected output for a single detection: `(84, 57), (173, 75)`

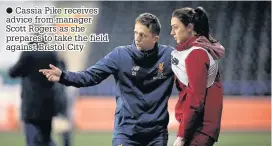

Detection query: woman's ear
(187, 23), (194, 32)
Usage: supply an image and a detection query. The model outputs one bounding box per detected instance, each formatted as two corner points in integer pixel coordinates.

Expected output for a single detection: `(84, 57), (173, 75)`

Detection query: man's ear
(154, 35), (159, 43)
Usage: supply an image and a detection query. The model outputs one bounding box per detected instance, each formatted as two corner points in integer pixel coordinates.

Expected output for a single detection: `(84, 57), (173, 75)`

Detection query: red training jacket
(175, 48), (223, 142)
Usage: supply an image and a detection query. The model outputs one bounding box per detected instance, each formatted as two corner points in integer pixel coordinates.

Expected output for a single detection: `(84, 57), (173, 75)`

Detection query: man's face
(170, 17), (193, 44)
(134, 22), (159, 51)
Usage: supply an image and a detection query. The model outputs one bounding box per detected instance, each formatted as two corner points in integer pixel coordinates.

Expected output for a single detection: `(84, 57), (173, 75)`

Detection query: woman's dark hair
(172, 7), (217, 43)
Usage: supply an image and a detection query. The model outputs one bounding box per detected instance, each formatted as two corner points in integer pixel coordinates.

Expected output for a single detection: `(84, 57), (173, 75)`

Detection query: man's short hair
(135, 13), (161, 35)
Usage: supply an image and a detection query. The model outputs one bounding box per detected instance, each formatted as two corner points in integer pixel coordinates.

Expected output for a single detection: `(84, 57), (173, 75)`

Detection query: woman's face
(170, 17), (193, 44)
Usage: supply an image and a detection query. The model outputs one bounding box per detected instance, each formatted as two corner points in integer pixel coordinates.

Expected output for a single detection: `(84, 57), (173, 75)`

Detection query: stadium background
(0, 1), (271, 146)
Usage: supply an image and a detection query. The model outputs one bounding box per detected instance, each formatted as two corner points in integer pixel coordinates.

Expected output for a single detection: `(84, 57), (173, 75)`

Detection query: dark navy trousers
(24, 119), (56, 146)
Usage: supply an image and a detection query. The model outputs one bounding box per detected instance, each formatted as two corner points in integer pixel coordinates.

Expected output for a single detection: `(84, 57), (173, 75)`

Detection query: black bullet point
(6, 7), (12, 14)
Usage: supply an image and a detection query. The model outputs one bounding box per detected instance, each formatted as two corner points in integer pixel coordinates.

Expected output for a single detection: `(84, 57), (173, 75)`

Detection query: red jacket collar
(176, 36), (199, 51)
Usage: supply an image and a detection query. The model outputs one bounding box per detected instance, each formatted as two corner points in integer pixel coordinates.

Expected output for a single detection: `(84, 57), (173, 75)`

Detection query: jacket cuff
(59, 71), (66, 84)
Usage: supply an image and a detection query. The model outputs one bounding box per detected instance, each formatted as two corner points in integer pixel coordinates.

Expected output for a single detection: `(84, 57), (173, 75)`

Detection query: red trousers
(185, 131), (215, 146)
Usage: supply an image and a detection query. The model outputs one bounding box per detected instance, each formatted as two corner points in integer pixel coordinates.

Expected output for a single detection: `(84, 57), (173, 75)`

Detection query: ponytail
(193, 7), (217, 43)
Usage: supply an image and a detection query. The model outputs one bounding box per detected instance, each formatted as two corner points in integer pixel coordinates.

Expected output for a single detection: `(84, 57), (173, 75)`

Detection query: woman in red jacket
(170, 7), (225, 146)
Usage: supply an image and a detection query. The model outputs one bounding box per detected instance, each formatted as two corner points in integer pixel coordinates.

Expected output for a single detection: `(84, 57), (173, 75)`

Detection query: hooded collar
(175, 36), (225, 60)
(129, 41), (159, 61)
(176, 36), (199, 51)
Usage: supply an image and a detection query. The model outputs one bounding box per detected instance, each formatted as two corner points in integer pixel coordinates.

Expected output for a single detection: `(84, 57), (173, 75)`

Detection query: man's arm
(177, 49), (209, 140)
(59, 48), (119, 88)
(9, 52), (30, 78)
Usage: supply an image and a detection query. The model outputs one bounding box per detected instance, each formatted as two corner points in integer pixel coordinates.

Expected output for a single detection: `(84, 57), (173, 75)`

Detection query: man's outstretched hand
(39, 64), (62, 82)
